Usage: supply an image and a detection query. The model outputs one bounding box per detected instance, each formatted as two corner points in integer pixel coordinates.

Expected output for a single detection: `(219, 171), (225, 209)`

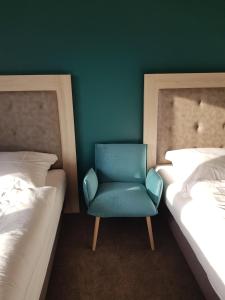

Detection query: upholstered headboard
(0, 75), (79, 213)
(143, 73), (225, 168)
(0, 91), (63, 168)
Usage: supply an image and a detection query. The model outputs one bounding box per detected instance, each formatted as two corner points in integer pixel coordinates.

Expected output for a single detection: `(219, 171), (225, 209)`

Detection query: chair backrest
(95, 144), (147, 183)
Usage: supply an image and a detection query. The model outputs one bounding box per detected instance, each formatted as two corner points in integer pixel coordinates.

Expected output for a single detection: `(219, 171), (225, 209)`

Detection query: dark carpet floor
(46, 214), (204, 300)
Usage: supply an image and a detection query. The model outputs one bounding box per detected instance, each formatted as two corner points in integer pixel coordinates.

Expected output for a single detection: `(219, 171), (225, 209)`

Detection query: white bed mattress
(157, 165), (225, 300)
(0, 169), (66, 300)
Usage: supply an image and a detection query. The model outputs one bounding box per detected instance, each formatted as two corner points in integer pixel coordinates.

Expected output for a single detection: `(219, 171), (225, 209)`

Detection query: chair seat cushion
(88, 182), (158, 217)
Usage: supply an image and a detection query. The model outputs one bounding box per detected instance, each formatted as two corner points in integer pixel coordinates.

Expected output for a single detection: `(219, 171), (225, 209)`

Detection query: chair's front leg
(92, 217), (101, 251)
(146, 216), (155, 250)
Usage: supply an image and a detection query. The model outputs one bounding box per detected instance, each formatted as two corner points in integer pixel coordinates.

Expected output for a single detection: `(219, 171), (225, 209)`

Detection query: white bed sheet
(157, 165), (225, 300)
(0, 169), (66, 300)
(25, 169), (66, 300)
(156, 164), (177, 186)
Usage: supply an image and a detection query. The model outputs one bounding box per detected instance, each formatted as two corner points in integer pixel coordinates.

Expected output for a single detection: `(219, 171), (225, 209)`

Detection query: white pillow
(0, 151), (58, 187)
(165, 148), (225, 192)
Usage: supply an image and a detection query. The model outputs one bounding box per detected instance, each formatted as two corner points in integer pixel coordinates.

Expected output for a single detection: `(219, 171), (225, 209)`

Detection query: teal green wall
(1, 1), (225, 185)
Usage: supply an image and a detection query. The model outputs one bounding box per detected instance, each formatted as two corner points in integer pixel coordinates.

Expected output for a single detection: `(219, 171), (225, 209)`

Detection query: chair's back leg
(92, 217), (101, 251)
(146, 216), (155, 250)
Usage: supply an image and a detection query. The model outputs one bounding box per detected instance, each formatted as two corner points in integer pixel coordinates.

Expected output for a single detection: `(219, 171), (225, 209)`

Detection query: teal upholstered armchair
(83, 144), (163, 251)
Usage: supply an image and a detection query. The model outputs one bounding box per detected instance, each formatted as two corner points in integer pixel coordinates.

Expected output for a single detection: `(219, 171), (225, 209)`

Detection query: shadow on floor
(46, 214), (204, 300)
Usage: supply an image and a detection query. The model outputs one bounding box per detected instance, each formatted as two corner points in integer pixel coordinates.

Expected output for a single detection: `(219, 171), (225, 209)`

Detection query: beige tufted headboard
(0, 75), (79, 213)
(0, 91), (62, 168)
(143, 73), (225, 168)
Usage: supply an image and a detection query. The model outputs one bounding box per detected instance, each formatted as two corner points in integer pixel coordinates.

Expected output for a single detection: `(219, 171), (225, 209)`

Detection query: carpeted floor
(46, 214), (204, 300)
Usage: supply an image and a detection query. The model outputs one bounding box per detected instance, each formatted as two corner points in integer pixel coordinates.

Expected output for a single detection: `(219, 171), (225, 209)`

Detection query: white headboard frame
(143, 73), (225, 168)
(0, 75), (79, 213)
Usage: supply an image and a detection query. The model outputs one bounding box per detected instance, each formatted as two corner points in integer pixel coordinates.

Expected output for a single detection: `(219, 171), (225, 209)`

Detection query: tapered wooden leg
(92, 217), (100, 251)
(146, 216), (155, 250)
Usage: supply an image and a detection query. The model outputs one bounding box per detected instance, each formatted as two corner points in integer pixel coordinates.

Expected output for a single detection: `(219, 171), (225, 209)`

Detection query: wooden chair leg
(92, 217), (100, 251)
(146, 216), (155, 250)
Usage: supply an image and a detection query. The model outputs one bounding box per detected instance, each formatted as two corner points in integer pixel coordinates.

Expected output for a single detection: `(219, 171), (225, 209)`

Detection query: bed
(0, 75), (79, 300)
(143, 73), (225, 300)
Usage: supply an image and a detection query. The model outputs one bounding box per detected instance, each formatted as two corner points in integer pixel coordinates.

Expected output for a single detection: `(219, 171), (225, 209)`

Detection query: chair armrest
(145, 168), (163, 209)
(83, 168), (98, 207)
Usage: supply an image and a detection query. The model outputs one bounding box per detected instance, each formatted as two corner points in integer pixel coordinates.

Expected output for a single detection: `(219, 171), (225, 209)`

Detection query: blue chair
(83, 144), (163, 251)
